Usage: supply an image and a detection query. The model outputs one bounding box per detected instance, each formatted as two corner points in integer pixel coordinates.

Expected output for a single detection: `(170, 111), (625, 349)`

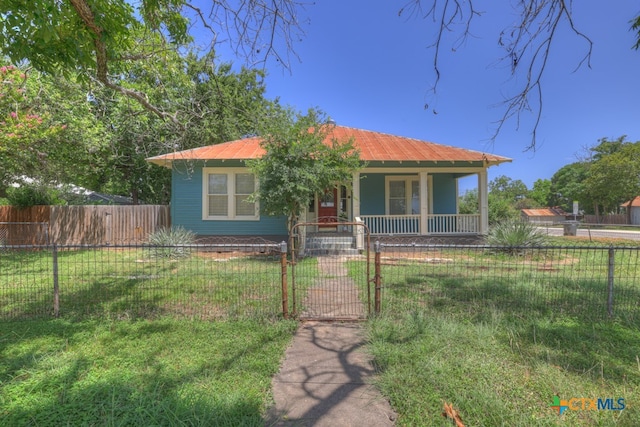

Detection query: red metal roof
(521, 208), (566, 217)
(621, 196), (640, 207)
(147, 125), (511, 167)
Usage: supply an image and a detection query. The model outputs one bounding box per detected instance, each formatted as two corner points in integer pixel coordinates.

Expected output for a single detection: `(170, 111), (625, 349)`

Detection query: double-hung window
(386, 176), (420, 215)
(203, 169), (258, 220)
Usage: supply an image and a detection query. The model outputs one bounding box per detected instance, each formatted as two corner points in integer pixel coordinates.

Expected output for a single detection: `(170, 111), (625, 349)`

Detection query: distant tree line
(460, 136), (640, 224)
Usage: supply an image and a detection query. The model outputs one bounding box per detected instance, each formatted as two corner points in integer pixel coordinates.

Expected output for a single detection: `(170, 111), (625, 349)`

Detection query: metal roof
(621, 196), (640, 207)
(521, 208), (566, 217)
(147, 125), (511, 167)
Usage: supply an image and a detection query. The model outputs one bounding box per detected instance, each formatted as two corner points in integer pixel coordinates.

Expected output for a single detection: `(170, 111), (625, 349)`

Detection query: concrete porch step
(304, 234), (358, 255)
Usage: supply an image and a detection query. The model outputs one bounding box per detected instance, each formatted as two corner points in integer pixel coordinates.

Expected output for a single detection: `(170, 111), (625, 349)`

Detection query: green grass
(360, 245), (640, 426)
(0, 248), (288, 320)
(368, 312), (638, 426)
(0, 318), (298, 426)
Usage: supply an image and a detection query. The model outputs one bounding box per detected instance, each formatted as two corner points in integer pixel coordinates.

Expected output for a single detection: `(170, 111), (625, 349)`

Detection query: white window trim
(202, 167), (259, 221)
(385, 175), (421, 215)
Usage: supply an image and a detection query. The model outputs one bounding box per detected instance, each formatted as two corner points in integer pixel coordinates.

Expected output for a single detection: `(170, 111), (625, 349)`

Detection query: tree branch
(68, 0), (184, 128)
(409, 0), (593, 149)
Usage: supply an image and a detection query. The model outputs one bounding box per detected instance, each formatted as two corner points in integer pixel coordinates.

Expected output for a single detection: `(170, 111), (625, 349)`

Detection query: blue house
(147, 125), (511, 244)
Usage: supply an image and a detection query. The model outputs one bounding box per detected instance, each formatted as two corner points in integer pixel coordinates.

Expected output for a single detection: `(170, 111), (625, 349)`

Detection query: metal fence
(374, 239), (640, 323)
(2, 239), (640, 323)
(0, 240), (286, 321)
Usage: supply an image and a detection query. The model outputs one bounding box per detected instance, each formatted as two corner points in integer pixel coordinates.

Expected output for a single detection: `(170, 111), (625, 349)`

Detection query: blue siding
(171, 162), (287, 236)
(359, 172), (458, 215)
(432, 174), (457, 214)
(360, 174), (385, 215)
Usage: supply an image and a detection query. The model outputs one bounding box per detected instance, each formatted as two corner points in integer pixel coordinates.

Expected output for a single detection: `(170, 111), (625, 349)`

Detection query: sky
(225, 1), (640, 193)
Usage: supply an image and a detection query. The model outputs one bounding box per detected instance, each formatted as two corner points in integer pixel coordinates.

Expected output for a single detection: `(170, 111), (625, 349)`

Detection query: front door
(318, 188), (338, 227)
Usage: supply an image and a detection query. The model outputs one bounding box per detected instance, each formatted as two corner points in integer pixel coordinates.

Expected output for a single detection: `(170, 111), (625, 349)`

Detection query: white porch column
(352, 172), (361, 218)
(352, 172), (363, 250)
(419, 171), (429, 235)
(478, 170), (489, 234)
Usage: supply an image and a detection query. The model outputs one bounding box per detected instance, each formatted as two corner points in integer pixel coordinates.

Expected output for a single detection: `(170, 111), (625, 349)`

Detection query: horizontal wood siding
(359, 174), (385, 215)
(171, 163), (287, 236)
(432, 174), (457, 214)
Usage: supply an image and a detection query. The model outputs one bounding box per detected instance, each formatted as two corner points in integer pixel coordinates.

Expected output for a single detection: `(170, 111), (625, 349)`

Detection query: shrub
(148, 226), (196, 259)
(6, 184), (63, 208)
(485, 219), (547, 254)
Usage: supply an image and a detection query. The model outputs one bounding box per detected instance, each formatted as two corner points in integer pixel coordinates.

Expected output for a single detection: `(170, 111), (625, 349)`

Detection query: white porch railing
(359, 214), (480, 235)
(360, 215), (420, 235)
(427, 214), (480, 234)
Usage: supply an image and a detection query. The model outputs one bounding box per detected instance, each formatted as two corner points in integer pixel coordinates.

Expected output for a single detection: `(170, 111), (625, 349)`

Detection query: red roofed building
(621, 197), (640, 225)
(521, 207), (568, 225)
(148, 125), (511, 244)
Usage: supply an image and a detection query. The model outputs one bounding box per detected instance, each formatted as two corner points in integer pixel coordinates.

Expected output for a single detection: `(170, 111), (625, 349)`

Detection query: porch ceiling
(147, 125), (511, 167)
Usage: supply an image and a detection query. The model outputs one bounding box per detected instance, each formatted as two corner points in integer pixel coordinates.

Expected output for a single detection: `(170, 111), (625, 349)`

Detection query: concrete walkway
(266, 321), (397, 426)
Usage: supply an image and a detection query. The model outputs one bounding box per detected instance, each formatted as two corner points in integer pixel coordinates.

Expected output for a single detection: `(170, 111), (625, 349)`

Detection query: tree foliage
(584, 139), (640, 217)
(248, 109), (361, 230)
(0, 63), (76, 185)
(549, 162), (589, 212)
(0, 0), (304, 125)
(529, 179), (552, 207)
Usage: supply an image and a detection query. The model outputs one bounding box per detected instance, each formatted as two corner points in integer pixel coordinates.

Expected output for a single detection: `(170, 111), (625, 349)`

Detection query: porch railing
(359, 214), (480, 235)
(360, 215), (420, 235)
(427, 214), (479, 234)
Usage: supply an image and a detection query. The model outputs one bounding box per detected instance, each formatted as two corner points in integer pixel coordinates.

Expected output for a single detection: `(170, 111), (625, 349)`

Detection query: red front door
(318, 188), (338, 227)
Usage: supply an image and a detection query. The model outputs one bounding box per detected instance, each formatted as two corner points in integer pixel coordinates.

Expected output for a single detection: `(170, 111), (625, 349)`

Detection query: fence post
(374, 240), (382, 314)
(607, 246), (615, 318)
(280, 241), (289, 319)
(52, 243), (59, 318)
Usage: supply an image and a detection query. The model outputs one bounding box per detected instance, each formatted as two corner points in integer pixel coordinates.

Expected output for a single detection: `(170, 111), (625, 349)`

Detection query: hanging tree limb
(402, 0), (594, 150)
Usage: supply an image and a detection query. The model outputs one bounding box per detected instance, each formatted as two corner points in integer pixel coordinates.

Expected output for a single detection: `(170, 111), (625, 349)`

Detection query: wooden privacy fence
(0, 205), (170, 245)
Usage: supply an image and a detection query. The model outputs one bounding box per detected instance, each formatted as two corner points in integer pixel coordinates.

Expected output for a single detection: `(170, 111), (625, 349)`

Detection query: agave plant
(148, 226), (196, 259)
(485, 219), (547, 254)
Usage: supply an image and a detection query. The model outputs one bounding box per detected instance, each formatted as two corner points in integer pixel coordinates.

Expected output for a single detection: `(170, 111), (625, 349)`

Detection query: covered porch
(299, 167), (490, 252)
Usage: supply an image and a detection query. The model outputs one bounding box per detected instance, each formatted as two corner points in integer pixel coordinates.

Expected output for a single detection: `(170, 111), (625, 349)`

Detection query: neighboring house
(147, 125), (511, 243)
(521, 207), (568, 225)
(621, 197), (640, 225)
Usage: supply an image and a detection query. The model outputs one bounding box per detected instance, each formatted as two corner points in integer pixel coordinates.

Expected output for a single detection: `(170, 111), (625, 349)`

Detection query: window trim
(385, 176), (420, 215)
(202, 168), (259, 221)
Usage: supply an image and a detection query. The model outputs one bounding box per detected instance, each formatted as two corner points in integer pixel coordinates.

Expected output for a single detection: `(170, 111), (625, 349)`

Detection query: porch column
(478, 170), (489, 234)
(352, 172), (361, 218)
(352, 172), (363, 250)
(419, 171), (429, 235)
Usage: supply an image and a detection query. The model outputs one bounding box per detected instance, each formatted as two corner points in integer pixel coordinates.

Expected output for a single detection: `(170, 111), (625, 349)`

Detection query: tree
(0, 0), (304, 125)
(458, 188), (478, 214)
(247, 109), (361, 232)
(489, 175), (528, 203)
(485, 175), (530, 224)
(584, 140), (640, 221)
(0, 63), (70, 184)
(549, 162), (589, 213)
(89, 50), (276, 204)
(529, 179), (552, 207)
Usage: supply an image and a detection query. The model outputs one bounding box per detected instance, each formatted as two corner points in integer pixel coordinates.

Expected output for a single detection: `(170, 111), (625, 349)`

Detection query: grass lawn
(0, 247), (289, 320)
(362, 243), (640, 426)
(0, 318), (298, 426)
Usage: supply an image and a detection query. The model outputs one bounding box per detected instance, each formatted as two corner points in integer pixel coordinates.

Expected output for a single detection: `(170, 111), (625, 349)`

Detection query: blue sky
(243, 1), (640, 192)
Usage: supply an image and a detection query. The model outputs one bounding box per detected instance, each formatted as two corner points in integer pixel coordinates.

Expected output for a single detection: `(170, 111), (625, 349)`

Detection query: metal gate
(289, 221), (376, 321)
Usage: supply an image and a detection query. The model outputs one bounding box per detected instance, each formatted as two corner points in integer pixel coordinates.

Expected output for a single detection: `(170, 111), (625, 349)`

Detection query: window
(386, 177), (420, 215)
(203, 169), (258, 220)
